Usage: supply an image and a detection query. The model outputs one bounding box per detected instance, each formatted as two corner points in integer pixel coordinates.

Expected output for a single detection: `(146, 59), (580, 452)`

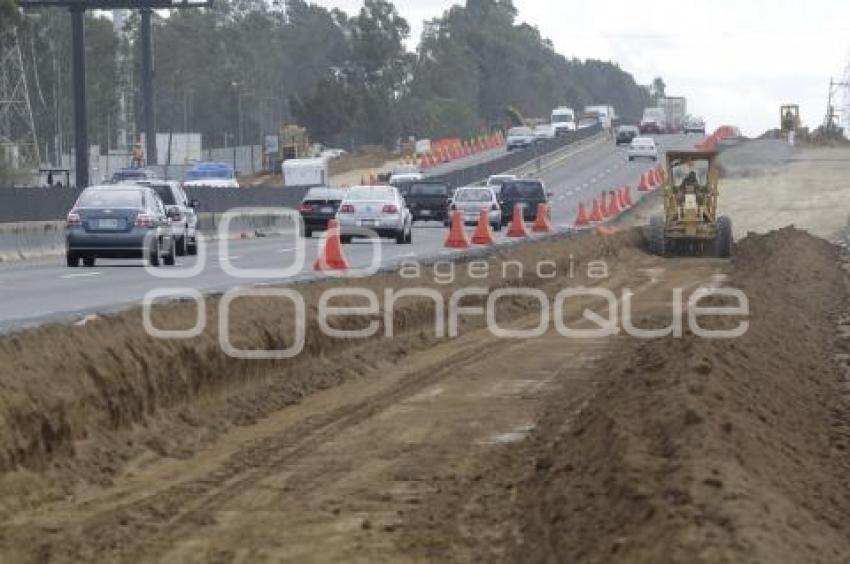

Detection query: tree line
(3, 0), (657, 162)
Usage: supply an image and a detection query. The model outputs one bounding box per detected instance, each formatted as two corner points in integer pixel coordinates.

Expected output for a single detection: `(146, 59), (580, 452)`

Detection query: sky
(315, 0), (850, 136)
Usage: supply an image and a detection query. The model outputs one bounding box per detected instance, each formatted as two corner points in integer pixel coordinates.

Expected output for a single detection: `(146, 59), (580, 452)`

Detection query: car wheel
(164, 238), (176, 266)
(149, 238), (161, 266)
(628, 156), (634, 162)
(404, 222), (413, 244)
(66, 252), (80, 267)
(492, 221), (502, 232)
(304, 227), (313, 239)
(340, 235), (352, 244)
(176, 234), (187, 257)
(82, 256), (96, 268)
(187, 239), (198, 256)
(395, 226), (406, 244)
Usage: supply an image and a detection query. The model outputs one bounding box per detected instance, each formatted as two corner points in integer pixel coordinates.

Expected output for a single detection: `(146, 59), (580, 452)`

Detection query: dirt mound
(404, 228), (850, 563)
(0, 228), (644, 520)
(718, 138), (797, 178)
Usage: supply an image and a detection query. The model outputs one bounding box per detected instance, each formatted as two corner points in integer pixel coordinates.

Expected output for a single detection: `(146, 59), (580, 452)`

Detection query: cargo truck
(658, 96), (687, 133)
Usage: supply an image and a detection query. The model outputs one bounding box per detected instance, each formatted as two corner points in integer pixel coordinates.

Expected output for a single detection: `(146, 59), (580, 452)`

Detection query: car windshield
(501, 181), (544, 199)
(346, 189), (394, 202)
(409, 183), (448, 196)
(77, 189), (143, 208)
(151, 186), (177, 205)
(552, 114), (572, 123)
(508, 127), (532, 136)
(454, 189), (491, 202)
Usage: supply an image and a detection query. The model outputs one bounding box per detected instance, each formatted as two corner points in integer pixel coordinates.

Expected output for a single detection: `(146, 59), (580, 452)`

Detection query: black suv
(299, 187), (348, 237)
(499, 179), (549, 224)
(405, 181), (452, 223)
(616, 125), (639, 146)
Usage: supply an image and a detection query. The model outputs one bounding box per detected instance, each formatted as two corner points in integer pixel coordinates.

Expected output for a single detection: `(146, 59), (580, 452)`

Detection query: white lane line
(61, 272), (102, 279)
(581, 183), (589, 189)
(276, 247), (297, 254)
(219, 255), (240, 261)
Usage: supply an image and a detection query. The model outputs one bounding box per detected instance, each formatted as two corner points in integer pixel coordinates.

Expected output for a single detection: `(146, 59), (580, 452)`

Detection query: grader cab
(648, 150), (732, 257)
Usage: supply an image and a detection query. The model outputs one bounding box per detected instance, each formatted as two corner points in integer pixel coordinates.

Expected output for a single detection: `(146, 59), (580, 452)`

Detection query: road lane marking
(276, 247), (297, 254)
(61, 272), (102, 279)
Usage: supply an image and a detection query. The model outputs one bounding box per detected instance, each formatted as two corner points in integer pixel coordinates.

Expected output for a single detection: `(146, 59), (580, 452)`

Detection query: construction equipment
(780, 104), (801, 133)
(280, 125), (311, 160)
(648, 150), (732, 257)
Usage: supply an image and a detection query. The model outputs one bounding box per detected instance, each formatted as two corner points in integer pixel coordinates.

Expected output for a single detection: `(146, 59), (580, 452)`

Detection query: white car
(449, 186), (502, 230)
(628, 137), (659, 162)
(388, 172), (423, 185)
(337, 185), (412, 244)
(486, 174), (517, 195)
(182, 178), (239, 189)
(533, 124), (556, 141)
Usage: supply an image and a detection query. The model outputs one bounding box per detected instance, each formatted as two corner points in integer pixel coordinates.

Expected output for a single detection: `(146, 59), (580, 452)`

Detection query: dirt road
(0, 142), (848, 563)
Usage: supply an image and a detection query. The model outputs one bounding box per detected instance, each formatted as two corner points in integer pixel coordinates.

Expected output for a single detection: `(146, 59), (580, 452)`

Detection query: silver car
(506, 127), (535, 151)
(337, 186), (413, 244)
(628, 137), (659, 162)
(449, 186), (502, 231)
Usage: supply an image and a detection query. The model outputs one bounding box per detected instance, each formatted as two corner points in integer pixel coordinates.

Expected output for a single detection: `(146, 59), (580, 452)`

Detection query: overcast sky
(316, 0), (850, 135)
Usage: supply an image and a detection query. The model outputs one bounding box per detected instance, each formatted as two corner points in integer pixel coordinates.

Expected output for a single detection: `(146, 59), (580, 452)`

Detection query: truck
(282, 157), (329, 187)
(550, 107), (577, 136)
(658, 97), (687, 133)
(640, 107), (667, 134)
(583, 105), (616, 129)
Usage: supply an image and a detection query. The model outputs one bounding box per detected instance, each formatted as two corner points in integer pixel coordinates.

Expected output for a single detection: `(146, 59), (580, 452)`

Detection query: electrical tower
(0, 28), (40, 177)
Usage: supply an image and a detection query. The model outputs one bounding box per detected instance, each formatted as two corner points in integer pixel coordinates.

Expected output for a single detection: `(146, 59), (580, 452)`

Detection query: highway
(0, 134), (698, 332)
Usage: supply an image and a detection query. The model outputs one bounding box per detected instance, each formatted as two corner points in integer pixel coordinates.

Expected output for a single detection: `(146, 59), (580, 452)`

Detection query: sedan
(506, 127), (535, 151)
(65, 185), (176, 267)
(450, 187), (502, 230)
(300, 187), (348, 238)
(628, 137), (659, 161)
(337, 186), (412, 244)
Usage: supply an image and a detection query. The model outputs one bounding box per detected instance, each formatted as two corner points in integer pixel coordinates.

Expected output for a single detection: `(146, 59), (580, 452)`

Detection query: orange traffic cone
(507, 204), (528, 238)
(532, 203), (553, 233)
(589, 198), (603, 222)
(471, 208), (495, 245)
(608, 190), (621, 216)
(638, 172), (650, 192)
(617, 188), (627, 210)
(623, 186), (633, 206)
(444, 210), (470, 249)
(600, 192), (609, 217)
(574, 202), (590, 227)
(314, 219), (350, 271)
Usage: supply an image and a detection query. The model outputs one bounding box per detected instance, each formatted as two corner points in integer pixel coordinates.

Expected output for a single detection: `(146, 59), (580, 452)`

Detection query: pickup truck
(404, 181), (453, 224)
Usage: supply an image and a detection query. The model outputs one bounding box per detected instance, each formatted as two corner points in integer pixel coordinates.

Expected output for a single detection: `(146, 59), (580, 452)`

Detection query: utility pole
(826, 77), (849, 132)
(0, 27), (41, 180)
(141, 8), (156, 166)
(19, 0), (212, 188)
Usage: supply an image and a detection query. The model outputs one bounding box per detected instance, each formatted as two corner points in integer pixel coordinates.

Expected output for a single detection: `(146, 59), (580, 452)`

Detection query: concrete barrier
(0, 211), (298, 263)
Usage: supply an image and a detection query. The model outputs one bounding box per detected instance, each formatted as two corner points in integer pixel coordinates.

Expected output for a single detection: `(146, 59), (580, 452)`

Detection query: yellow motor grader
(648, 150), (732, 257)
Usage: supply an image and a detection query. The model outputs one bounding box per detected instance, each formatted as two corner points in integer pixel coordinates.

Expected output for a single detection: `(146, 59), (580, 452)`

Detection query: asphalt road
(0, 134), (700, 333)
